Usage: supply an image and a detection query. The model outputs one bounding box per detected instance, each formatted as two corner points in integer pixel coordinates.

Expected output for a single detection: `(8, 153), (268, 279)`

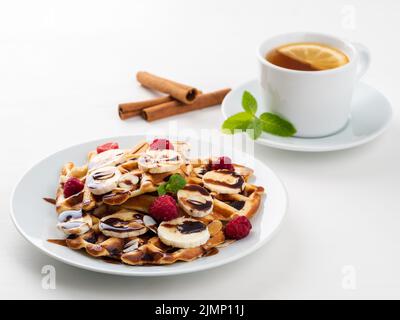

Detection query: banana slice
(99, 210), (148, 238)
(202, 170), (245, 194)
(57, 209), (92, 235)
(193, 166), (208, 178)
(143, 215), (158, 233)
(123, 238), (142, 253)
(118, 173), (140, 190)
(86, 166), (121, 195)
(88, 149), (126, 171)
(173, 141), (191, 159)
(138, 149), (183, 174)
(177, 185), (213, 217)
(158, 217), (210, 248)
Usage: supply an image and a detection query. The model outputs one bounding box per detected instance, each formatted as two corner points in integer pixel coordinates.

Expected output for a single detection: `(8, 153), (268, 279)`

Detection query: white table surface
(1, 0), (399, 299)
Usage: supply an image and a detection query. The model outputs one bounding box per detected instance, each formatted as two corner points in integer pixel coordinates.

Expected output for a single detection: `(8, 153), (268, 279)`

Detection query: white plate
(10, 135), (287, 276)
(222, 80), (393, 152)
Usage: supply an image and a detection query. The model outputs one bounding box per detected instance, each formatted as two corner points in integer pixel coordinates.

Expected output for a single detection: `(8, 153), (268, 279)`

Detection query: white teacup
(258, 32), (370, 138)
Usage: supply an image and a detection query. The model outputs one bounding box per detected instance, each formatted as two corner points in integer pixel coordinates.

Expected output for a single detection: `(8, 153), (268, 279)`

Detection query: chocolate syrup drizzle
(43, 197), (56, 205)
(100, 217), (144, 233)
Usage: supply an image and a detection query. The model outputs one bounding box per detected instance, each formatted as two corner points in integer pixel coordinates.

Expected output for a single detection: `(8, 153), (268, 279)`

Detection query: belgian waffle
(55, 162), (88, 214)
(50, 139), (265, 266)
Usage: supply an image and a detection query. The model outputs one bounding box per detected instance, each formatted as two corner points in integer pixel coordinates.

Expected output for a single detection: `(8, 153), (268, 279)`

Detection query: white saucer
(222, 80), (393, 152)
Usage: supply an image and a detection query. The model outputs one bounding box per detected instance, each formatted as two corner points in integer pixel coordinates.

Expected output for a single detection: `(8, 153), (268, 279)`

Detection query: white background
(1, 0), (399, 299)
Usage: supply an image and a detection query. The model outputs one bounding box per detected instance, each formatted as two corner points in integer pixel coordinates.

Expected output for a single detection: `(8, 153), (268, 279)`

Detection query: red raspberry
(225, 216), (252, 240)
(149, 139), (174, 151)
(97, 142), (119, 154)
(149, 195), (179, 222)
(210, 156), (234, 171)
(63, 177), (84, 198)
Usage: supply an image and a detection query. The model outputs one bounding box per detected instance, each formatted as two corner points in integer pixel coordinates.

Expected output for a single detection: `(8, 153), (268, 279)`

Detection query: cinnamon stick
(118, 96), (173, 120)
(136, 71), (200, 104)
(142, 88), (231, 122)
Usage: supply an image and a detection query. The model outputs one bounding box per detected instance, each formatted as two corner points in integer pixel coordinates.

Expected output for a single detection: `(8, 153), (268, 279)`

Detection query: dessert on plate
(49, 138), (264, 265)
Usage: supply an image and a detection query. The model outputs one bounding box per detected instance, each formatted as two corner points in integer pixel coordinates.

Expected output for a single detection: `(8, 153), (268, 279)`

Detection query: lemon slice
(277, 43), (349, 70)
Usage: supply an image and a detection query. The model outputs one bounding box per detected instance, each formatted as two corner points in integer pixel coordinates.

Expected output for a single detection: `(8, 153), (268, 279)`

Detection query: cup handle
(352, 42), (370, 80)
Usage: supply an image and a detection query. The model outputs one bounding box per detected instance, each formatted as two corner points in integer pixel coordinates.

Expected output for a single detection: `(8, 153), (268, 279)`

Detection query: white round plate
(222, 80), (393, 152)
(10, 135), (287, 276)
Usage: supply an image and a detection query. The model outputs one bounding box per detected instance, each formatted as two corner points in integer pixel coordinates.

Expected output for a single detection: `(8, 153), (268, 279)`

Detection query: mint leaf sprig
(222, 91), (296, 139)
(157, 174), (187, 196)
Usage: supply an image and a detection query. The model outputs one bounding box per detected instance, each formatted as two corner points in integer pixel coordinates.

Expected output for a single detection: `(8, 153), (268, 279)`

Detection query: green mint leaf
(242, 91), (258, 115)
(157, 183), (167, 196)
(221, 90), (297, 140)
(164, 174), (186, 194)
(246, 117), (263, 140)
(259, 112), (296, 137)
(221, 112), (254, 133)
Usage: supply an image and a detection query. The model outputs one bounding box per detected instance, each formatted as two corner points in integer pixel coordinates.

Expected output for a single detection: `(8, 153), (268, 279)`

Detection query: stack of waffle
(53, 140), (264, 265)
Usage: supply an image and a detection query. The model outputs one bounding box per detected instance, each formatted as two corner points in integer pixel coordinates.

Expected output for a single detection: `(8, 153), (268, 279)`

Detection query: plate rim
(10, 134), (288, 277)
(221, 79), (393, 152)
